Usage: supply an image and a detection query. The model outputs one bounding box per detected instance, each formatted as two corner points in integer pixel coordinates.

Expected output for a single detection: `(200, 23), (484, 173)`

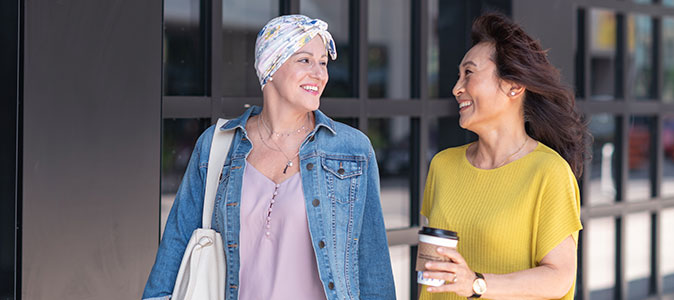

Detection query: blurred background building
(2, 0), (674, 299)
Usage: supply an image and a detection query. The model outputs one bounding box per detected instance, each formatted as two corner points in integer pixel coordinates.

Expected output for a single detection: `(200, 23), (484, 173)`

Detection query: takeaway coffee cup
(415, 226), (459, 286)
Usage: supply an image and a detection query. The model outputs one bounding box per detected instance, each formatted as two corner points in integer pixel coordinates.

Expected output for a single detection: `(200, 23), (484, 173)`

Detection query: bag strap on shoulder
(203, 118), (234, 229)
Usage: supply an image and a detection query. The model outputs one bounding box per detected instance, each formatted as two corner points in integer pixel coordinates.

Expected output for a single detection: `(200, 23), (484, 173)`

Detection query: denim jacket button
(328, 282), (335, 290)
(312, 199), (320, 207)
(306, 163), (314, 170)
(319, 240), (325, 248)
(337, 168), (345, 175)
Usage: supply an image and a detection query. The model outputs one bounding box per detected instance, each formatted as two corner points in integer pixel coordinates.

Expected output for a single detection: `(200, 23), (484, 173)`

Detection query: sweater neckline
(462, 141), (541, 172)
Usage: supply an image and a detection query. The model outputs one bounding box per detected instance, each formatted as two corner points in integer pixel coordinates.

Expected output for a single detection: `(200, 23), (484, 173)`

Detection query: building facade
(2, 0), (674, 299)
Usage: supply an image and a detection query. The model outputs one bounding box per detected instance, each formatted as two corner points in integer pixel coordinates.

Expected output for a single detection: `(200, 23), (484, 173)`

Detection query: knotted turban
(254, 15), (337, 90)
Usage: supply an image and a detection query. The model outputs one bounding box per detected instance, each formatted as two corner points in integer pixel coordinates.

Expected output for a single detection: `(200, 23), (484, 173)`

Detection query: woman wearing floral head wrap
(143, 15), (396, 300)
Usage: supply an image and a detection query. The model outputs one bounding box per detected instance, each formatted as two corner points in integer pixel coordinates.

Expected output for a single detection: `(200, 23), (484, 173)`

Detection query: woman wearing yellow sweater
(419, 13), (591, 300)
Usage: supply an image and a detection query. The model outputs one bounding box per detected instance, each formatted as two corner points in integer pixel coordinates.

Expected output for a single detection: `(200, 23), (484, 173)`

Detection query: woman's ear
(507, 84), (525, 98)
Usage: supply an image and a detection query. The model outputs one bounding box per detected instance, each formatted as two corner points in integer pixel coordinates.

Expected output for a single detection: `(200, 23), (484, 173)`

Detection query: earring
(510, 91), (516, 96)
(268, 76), (274, 82)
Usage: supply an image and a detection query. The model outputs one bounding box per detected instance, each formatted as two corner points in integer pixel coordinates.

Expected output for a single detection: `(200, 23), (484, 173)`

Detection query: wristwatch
(469, 272), (487, 298)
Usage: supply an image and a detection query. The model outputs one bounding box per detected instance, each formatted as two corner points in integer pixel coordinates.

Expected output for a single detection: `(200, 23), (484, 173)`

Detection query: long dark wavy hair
(471, 12), (591, 178)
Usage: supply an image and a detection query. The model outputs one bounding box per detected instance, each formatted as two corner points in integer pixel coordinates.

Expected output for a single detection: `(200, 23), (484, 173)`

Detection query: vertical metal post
(617, 14), (627, 101)
(577, 7), (589, 100)
(616, 114), (628, 300)
(211, 0), (224, 121)
(410, 1), (429, 298)
(280, 0), (300, 14)
(652, 7), (664, 297)
(410, 0), (428, 229)
(650, 116), (662, 297)
(577, 7), (591, 299)
(616, 11), (629, 299)
(351, 0), (368, 134)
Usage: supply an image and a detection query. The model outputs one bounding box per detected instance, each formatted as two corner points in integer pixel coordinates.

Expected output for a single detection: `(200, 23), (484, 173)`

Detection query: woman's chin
(303, 97), (321, 112)
(458, 117), (470, 130)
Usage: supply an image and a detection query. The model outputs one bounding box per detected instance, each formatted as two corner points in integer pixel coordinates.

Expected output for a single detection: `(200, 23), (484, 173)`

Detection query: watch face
(473, 278), (487, 294)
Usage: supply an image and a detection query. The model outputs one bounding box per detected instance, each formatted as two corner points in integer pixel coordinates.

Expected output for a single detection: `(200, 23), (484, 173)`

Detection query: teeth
(459, 101), (472, 109)
(302, 85), (318, 92)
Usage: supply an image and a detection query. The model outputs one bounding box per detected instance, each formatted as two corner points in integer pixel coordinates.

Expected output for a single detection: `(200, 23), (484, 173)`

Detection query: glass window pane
(588, 114), (617, 206)
(662, 208), (674, 293)
(666, 0), (674, 6)
(589, 9), (617, 101)
(301, 0), (353, 97)
(664, 17), (674, 103)
(222, 0), (278, 97)
(368, 118), (411, 229)
(663, 116), (674, 197)
(588, 217), (616, 299)
(389, 245), (410, 300)
(164, 0), (206, 96)
(161, 118), (211, 237)
(625, 213), (651, 299)
(427, 0), (466, 99)
(634, 0), (652, 3)
(627, 116), (653, 202)
(628, 15), (654, 100)
(368, 0), (410, 99)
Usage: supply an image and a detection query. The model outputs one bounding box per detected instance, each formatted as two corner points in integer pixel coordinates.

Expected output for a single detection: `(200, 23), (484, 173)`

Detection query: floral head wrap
(254, 15), (337, 90)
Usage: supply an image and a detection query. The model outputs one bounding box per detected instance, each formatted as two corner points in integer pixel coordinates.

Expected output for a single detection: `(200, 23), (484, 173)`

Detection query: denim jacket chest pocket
(200, 159), (232, 173)
(198, 161), (233, 189)
(321, 155), (365, 204)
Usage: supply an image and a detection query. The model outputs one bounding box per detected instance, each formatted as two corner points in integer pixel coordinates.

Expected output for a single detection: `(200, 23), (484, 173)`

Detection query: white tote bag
(172, 119), (233, 300)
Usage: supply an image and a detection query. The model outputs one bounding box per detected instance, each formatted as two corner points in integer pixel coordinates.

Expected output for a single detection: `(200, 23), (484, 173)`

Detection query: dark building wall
(21, 0), (162, 299)
(0, 1), (20, 299)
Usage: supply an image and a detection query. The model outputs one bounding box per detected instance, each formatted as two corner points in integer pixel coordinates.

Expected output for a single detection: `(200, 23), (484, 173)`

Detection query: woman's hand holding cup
(422, 246), (475, 297)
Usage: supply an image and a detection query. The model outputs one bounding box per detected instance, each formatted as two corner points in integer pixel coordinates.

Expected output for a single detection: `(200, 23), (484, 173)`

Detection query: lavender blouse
(238, 161), (327, 299)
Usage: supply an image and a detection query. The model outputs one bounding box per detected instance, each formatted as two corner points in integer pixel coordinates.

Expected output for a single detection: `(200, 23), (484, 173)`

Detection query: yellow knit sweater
(420, 142), (582, 300)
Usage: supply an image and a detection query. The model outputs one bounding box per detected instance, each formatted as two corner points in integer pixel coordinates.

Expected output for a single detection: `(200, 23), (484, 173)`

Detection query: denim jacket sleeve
(142, 126), (213, 299)
(358, 146), (397, 299)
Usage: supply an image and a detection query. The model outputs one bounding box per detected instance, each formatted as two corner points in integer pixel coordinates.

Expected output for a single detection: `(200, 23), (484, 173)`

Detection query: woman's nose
(453, 79), (464, 97)
(311, 63), (326, 79)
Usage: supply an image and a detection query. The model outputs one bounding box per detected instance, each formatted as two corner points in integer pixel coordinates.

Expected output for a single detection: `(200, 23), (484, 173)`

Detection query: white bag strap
(203, 118), (234, 229)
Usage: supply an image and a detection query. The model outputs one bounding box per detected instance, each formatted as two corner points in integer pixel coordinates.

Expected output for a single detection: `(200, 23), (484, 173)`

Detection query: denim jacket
(143, 106), (396, 300)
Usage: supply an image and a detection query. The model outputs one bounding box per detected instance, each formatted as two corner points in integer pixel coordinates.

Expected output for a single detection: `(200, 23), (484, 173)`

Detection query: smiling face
(264, 36), (329, 112)
(453, 42), (519, 131)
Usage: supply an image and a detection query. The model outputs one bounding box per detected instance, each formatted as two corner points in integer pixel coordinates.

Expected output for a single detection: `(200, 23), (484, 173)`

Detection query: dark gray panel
(513, 0), (575, 85)
(22, 0), (162, 299)
(0, 0), (20, 298)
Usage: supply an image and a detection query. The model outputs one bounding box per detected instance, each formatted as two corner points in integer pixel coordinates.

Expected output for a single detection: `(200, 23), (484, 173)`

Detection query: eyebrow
(292, 51), (328, 58)
(459, 61), (477, 68)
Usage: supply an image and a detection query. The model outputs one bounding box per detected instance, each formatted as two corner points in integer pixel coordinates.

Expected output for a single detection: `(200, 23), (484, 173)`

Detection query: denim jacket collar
(220, 105), (337, 135)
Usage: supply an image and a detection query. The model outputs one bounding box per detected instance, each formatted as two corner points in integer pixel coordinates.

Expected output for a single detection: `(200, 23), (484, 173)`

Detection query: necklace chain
(256, 115), (304, 174)
(260, 113), (310, 137)
(494, 138), (529, 168)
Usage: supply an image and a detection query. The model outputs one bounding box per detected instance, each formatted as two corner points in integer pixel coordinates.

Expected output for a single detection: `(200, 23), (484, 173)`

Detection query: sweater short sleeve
(421, 156), (437, 218)
(534, 160), (583, 264)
